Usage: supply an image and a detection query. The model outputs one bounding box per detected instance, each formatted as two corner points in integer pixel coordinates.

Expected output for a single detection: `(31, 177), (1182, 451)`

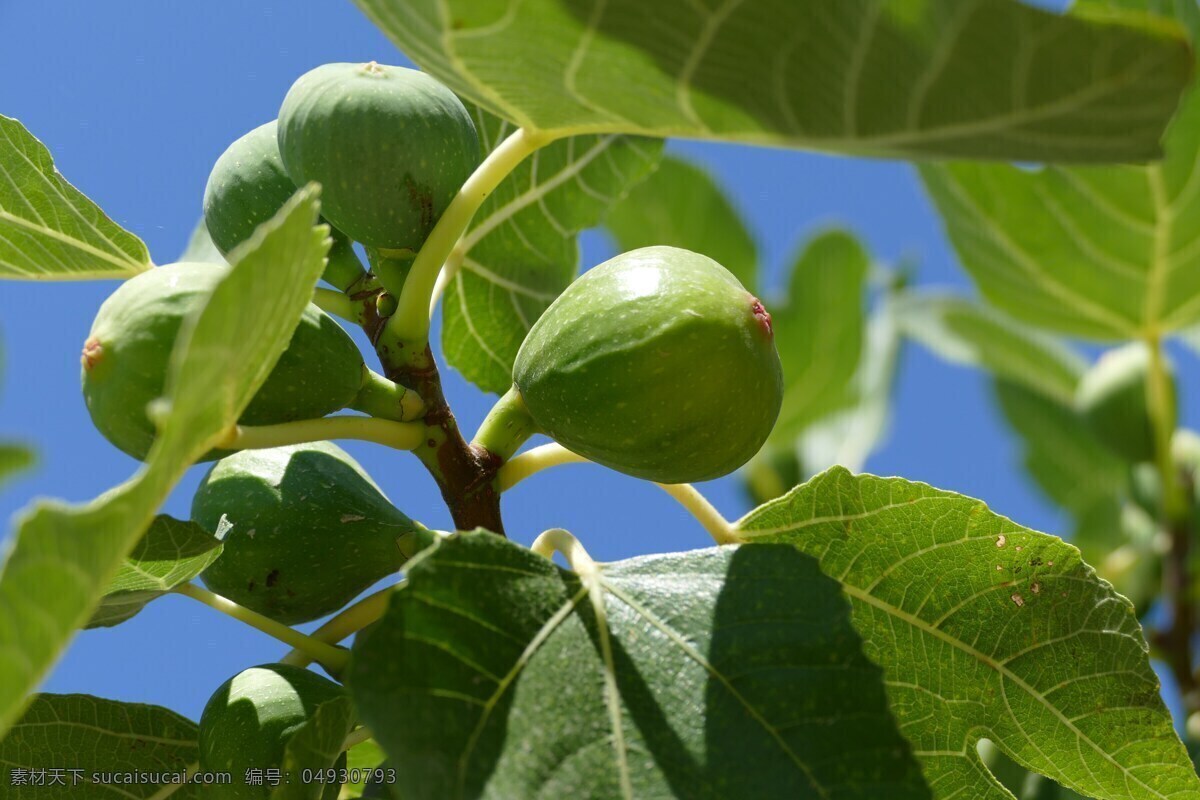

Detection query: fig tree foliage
(0, 2), (1199, 800)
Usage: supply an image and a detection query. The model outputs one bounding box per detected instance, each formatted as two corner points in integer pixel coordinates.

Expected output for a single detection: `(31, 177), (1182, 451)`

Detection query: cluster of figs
(78, 61), (784, 794)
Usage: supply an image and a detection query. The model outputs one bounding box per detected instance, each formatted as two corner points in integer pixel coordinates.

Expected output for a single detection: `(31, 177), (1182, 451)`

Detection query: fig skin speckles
(513, 246), (783, 483)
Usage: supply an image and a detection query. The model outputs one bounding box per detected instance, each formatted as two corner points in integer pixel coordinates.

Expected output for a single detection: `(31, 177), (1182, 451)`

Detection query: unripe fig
(513, 246), (783, 483)
(1076, 344), (1174, 464)
(81, 263), (364, 461)
(203, 120), (364, 290)
(192, 441), (420, 624)
(199, 663), (345, 800)
(278, 62), (480, 253)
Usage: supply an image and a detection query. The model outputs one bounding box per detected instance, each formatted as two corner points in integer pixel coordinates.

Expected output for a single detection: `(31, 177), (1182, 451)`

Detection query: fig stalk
(473, 387), (538, 463)
(386, 126), (556, 351)
(220, 416), (426, 452)
(172, 583), (348, 674)
(349, 368), (426, 422)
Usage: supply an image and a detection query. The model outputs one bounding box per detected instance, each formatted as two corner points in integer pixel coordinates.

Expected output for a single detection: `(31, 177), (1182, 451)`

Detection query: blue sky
(1, 0), (1186, 723)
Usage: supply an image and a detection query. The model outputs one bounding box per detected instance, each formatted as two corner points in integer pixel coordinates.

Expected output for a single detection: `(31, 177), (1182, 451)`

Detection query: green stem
(349, 368), (426, 422)
(531, 528), (597, 577)
(472, 387), (538, 462)
(497, 442), (589, 492)
(387, 127), (555, 351)
(173, 583), (349, 675)
(428, 240), (468, 316)
(497, 442), (739, 546)
(280, 586), (397, 668)
(325, 232), (367, 292)
(656, 483), (740, 545)
(221, 416), (425, 452)
(312, 287), (359, 323)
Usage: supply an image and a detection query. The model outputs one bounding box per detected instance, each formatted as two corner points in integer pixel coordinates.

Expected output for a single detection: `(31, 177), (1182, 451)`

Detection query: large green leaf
(354, 0), (1191, 162)
(605, 154), (756, 288)
(739, 467), (1197, 800)
(86, 516), (224, 629)
(0, 693), (201, 798)
(769, 230), (870, 445)
(920, 0), (1200, 340)
(0, 116), (151, 280)
(441, 106), (660, 393)
(0, 186), (330, 737)
(896, 294), (1086, 406)
(991, 382), (1158, 609)
(349, 531), (931, 799)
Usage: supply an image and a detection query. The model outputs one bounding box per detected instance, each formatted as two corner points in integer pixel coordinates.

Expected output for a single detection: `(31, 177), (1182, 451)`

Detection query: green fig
(81, 263), (364, 461)
(512, 246), (783, 483)
(203, 120), (364, 290)
(278, 62), (480, 253)
(199, 663), (346, 800)
(1076, 343), (1174, 464)
(192, 441), (420, 624)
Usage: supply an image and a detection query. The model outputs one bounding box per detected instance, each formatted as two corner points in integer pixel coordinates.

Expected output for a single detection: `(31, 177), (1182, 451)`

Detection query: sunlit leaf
(0, 116), (151, 280)
(86, 516), (224, 629)
(739, 467), (1197, 799)
(355, 0), (1191, 162)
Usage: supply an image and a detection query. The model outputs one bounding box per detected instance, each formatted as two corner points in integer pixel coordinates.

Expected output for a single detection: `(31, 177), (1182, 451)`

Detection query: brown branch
(352, 274), (504, 535)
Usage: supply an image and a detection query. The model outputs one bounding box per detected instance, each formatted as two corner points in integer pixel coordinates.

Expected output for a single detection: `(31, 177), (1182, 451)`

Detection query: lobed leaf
(604, 154), (756, 288)
(920, 0), (1200, 340)
(0, 693), (201, 798)
(0, 115), (151, 280)
(349, 531), (931, 799)
(0, 186), (330, 737)
(86, 516), (224, 629)
(738, 467), (1199, 800)
(354, 0), (1192, 162)
(441, 106), (660, 393)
